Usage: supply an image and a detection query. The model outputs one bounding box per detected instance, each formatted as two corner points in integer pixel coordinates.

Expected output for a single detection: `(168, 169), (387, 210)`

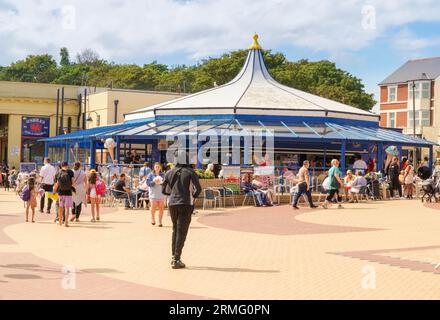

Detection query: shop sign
(22, 117), (50, 137)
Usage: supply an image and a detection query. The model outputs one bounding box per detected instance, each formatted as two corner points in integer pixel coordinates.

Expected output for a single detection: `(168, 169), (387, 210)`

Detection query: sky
(1, 0), (440, 113)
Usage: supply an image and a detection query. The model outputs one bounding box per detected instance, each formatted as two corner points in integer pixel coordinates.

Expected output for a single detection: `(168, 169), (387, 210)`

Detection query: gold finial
(249, 33), (262, 50)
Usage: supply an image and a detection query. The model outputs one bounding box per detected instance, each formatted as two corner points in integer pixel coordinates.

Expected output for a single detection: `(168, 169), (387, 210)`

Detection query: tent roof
(125, 35), (378, 122)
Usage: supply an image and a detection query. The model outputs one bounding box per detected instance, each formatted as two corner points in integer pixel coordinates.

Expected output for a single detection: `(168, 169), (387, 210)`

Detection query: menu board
(222, 166), (241, 193)
(254, 166), (275, 189)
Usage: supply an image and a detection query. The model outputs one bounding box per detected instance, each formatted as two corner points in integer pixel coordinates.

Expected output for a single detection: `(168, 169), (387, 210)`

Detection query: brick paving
(2, 190), (440, 299)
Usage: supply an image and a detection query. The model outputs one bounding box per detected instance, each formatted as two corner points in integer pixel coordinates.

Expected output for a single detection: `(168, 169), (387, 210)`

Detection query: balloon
(104, 138), (116, 149)
(385, 145), (398, 156)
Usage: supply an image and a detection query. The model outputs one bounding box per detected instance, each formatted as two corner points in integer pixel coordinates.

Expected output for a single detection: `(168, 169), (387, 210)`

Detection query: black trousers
(40, 184), (53, 212)
(292, 182), (314, 207)
(326, 189), (340, 202)
(389, 179), (402, 197)
(169, 205), (193, 260)
(72, 202), (82, 219)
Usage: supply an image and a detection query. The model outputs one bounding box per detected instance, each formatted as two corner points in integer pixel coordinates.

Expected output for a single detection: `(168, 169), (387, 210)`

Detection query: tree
(60, 47), (70, 67)
(2, 54), (58, 83)
(76, 49), (101, 66)
(0, 47), (376, 111)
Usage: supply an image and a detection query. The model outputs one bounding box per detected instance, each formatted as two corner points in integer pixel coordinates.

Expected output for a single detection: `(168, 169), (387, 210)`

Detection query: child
(25, 177), (38, 223)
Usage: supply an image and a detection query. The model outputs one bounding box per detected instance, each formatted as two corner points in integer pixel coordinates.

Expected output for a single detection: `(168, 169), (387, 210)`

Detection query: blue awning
(41, 118), (436, 147)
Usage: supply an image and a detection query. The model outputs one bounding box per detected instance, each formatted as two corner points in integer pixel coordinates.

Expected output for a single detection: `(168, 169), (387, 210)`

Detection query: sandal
(96, 217), (100, 221)
(151, 222), (156, 225)
(158, 224), (163, 227)
(91, 218), (96, 222)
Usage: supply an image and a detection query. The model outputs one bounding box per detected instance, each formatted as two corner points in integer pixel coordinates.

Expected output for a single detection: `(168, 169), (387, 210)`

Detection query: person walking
(87, 169), (101, 222)
(292, 160), (317, 209)
(70, 162), (87, 222)
(55, 161), (74, 227)
(39, 157), (57, 214)
(162, 150), (202, 269)
(403, 160), (415, 199)
(322, 159), (344, 209)
(388, 157), (402, 199)
(24, 177), (38, 223)
(147, 162), (165, 227)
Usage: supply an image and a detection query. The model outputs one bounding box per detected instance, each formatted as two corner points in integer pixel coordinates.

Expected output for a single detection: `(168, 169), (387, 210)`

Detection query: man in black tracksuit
(162, 157), (202, 269)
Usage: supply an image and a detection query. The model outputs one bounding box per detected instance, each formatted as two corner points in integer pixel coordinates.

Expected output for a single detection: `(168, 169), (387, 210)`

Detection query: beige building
(0, 81), (183, 168)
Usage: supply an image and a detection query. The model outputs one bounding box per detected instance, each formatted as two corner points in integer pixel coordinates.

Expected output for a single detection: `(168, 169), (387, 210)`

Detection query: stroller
(421, 178), (440, 202)
(367, 179), (381, 200)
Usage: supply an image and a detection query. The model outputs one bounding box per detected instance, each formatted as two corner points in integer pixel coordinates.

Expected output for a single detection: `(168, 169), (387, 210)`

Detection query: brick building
(379, 57), (440, 159)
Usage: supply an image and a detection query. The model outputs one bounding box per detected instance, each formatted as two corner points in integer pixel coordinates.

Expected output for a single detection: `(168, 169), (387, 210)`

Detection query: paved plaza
(1, 189), (440, 300)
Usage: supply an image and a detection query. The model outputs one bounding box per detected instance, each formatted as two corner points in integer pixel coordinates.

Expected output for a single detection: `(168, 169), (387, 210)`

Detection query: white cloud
(0, 0), (440, 65)
(392, 28), (440, 56)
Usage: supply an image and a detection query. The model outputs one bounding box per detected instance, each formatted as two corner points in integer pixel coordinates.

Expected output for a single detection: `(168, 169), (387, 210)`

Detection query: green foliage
(60, 47), (70, 67)
(0, 48), (376, 111)
(2, 54), (58, 83)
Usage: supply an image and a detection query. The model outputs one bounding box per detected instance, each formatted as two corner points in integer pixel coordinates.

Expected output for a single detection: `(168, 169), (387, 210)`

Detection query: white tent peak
(125, 35), (378, 122)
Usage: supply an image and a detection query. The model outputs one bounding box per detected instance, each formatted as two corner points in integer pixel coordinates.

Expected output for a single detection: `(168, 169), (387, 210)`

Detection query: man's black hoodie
(162, 164), (202, 207)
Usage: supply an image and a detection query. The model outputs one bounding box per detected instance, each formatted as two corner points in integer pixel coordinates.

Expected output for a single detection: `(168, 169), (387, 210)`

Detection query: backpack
(95, 178), (107, 196)
(20, 185), (30, 201)
(58, 170), (72, 192)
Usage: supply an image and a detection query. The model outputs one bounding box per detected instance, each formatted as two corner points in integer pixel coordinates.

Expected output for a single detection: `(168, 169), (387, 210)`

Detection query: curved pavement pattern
(2, 190), (440, 299)
(0, 191), (210, 300)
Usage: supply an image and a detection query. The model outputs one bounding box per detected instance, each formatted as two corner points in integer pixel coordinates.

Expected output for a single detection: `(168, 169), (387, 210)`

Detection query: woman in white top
(70, 162), (87, 222)
(403, 160), (415, 199)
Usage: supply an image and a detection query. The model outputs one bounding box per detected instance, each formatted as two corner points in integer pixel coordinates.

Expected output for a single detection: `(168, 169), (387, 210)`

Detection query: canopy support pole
(377, 142), (383, 172)
(429, 145), (433, 171)
(340, 141), (346, 174)
(90, 140), (96, 169)
(116, 137), (121, 162)
(44, 143), (49, 158)
(65, 142), (69, 163)
(152, 140), (159, 164)
(197, 140), (203, 169)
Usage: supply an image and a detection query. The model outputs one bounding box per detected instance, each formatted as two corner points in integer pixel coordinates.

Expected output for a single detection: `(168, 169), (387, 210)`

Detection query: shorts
(59, 195), (73, 208)
(151, 199), (165, 205)
(90, 187), (97, 198)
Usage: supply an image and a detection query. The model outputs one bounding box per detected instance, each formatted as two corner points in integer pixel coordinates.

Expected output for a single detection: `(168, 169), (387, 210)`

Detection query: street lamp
(86, 111), (101, 127)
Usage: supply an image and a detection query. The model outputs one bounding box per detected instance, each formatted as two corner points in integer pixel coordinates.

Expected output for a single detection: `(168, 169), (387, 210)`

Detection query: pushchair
(421, 178), (440, 202)
(366, 179), (381, 200)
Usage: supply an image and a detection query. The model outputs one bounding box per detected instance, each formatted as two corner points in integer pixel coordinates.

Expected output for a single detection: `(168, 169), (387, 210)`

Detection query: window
(408, 110), (431, 127)
(389, 112), (396, 128)
(409, 81), (431, 100)
(421, 110), (430, 126)
(388, 86), (397, 102)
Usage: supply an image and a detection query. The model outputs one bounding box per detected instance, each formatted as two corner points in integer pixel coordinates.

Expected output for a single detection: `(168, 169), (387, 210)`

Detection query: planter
(199, 178), (224, 189)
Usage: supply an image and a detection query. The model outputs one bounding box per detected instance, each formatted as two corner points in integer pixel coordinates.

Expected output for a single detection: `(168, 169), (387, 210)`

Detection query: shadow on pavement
(4, 274), (42, 279)
(186, 266), (280, 273)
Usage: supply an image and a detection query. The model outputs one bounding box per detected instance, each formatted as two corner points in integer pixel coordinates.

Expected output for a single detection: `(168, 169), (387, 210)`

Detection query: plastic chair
(203, 188), (222, 210)
(111, 188), (134, 208)
(242, 191), (257, 206)
(213, 187), (236, 207)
